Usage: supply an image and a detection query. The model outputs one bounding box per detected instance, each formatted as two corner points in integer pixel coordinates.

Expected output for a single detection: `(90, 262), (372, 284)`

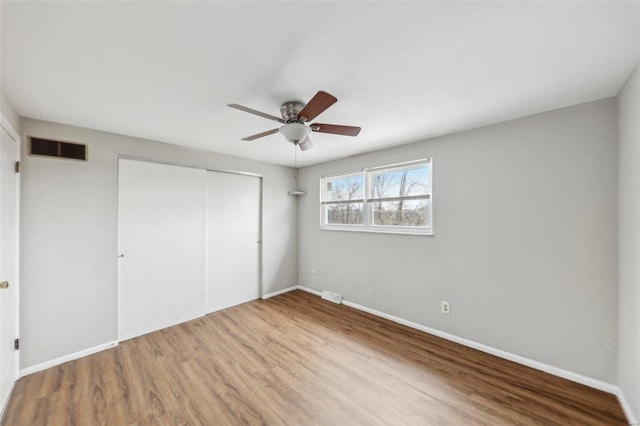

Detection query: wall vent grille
(28, 137), (87, 161)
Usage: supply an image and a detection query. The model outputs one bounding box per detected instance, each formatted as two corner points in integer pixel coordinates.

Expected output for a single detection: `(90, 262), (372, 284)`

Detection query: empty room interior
(0, 1), (639, 424)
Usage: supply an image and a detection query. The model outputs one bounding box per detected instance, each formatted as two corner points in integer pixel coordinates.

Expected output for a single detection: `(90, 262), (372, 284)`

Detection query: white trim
(296, 285), (322, 297)
(341, 299), (619, 394)
(0, 381), (14, 424)
(0, 114), (19, 143)
(228, 284), (636, 423)
(261, 285), (299, 299)
(369, 158), (430, 171)
(10, 286), (636, 424)
(320, 226), (434, 236)
(616, 388), (638, 425)
(3, 128), (21, 380)
(19, 341), (118, 378)
(273, 285), (623, 396)
(118, 154), (263, 178)
(14, 133), (21, 380)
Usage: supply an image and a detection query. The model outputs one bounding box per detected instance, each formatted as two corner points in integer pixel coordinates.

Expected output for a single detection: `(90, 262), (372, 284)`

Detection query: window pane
(320, 160), (432, 234)
(371, 166), (429, 199)
(324, 174), (364, 202)
(326, 203), (363, 225)
(372, 200), (428, 227)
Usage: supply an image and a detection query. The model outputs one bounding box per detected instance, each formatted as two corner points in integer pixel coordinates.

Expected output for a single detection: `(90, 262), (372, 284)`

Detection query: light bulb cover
(279, 123), (311, 144)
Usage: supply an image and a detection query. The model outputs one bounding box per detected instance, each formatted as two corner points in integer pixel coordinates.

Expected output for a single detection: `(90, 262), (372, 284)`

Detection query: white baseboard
(8, 285), (637, 424)
(288, 285), (637, 423)
(341, 299), (618, 394)
(262, 285), (299, 299)
(19, 340), (118, 378)
(0, 381), (15, 424)
(616, 388), (638, 425)
(296, 285), (322, 297)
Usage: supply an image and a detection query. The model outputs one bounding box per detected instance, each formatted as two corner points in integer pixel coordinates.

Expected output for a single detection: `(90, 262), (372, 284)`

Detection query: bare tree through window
(371, 167), (429, 226)
(321, 160), (432, 233)
(325, 175), (363, 225)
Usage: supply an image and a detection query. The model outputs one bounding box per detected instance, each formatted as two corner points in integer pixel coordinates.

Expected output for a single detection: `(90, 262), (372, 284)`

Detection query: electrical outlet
(441, 301), (450, 314)
(311, 270), (316, 278)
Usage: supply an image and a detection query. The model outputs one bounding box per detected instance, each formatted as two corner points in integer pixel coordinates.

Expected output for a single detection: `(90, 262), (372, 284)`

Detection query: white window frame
(320, 170), (366, 229)
(320, 158), (433, 236)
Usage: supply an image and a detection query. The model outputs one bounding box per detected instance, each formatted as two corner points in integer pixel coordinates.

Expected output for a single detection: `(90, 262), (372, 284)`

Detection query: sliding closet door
(206, 171), (261, 313)
(118, 159), (206, 341)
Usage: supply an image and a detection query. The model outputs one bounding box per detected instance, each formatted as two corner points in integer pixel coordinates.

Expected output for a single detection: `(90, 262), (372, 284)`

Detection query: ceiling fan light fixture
(279, 123), (311, 144)
(228, 91), (360, 148)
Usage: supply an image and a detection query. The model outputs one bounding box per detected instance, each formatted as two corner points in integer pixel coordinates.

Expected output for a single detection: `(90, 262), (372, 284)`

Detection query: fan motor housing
(280, 101), (305, 122)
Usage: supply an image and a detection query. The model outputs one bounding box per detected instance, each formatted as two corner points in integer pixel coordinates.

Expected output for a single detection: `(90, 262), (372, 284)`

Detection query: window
(322, 172), (364, 225)
(321, 159), (432, 235)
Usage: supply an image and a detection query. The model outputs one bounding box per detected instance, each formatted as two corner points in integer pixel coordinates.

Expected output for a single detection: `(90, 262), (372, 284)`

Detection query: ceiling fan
(227, 91), (361, 151)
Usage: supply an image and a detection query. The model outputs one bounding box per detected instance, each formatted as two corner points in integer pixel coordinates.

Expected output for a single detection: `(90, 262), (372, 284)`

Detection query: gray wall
(19, 118), (298, 369)
(617, 64), (640, 419)
(298, 99), (618, 382)
(0, 90), (20, 135)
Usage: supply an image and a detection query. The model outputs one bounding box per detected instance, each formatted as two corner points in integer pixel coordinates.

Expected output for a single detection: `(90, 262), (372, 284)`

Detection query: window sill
(320, 226), (434, 236)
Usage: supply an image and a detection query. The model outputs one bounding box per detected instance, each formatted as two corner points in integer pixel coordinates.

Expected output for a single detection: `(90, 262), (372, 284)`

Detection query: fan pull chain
(294, 143), (298, 180)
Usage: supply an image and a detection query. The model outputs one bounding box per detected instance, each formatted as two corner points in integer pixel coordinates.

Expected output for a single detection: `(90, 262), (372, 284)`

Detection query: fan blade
(311, 123), (361, 137)
(228, 104), (285, 123)
(241, 128), (280, 141)
(296, 91), (337, 122)
(298, 136), (313, 151)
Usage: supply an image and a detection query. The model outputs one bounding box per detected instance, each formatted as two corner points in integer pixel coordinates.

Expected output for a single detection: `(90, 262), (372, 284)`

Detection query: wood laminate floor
(2, 290), (627, 425)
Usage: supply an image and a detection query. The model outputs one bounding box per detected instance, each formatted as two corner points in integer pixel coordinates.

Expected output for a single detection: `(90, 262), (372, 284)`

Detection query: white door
(0, 127), (18, 408)
(118, 159), (206, 341)
(206, 171), (260, 313)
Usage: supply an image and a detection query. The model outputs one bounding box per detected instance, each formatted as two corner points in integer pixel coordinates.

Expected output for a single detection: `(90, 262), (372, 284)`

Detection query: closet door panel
(206, 171), (260, 313)
(118, 159), (206, 341)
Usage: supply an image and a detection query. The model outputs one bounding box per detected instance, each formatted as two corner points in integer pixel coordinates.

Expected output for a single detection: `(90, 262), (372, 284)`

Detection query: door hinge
(14, 161), (20, 173)
(14, 338), (19, 350)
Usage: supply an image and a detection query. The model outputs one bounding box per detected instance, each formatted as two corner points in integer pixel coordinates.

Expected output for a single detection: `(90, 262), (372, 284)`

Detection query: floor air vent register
(321, 290), (343, 304)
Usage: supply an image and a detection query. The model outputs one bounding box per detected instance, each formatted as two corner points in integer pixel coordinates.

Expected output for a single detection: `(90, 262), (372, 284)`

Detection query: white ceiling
(1, 1), (638, 167)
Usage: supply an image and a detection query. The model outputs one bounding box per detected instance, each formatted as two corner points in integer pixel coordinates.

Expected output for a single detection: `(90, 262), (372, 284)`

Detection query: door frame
(116, 155), (263, 340)
(0, 113), (20, 407)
